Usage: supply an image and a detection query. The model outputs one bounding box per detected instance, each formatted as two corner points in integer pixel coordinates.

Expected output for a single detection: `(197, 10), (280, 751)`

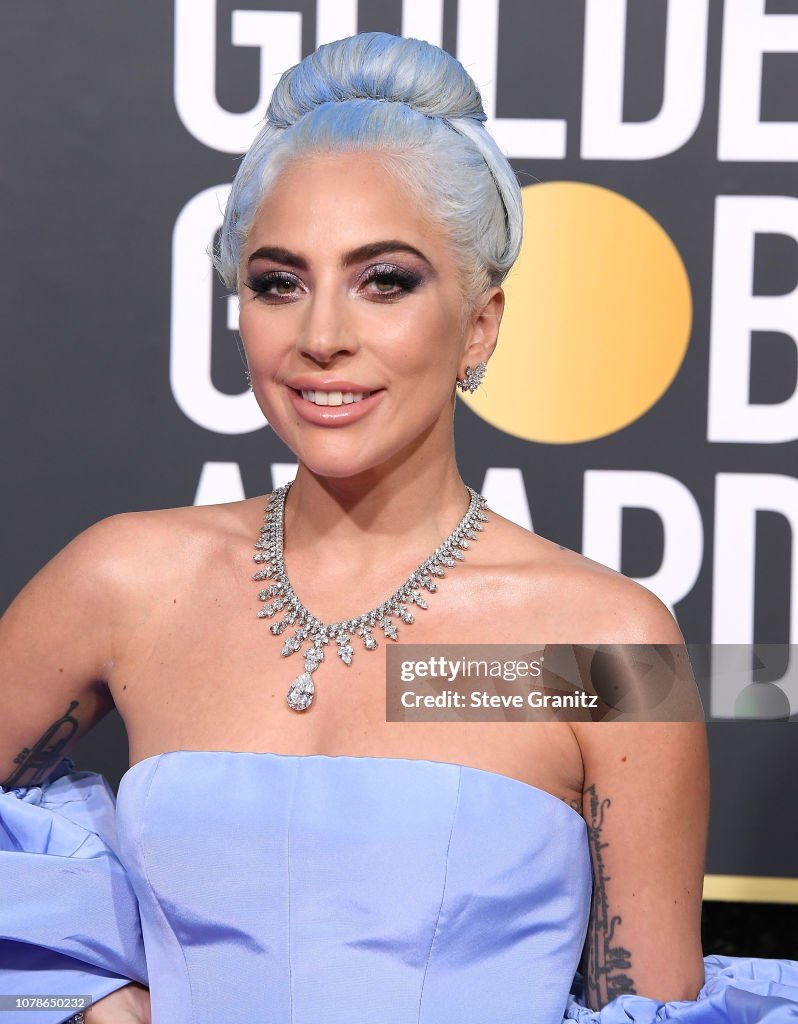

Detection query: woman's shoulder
(484, 510), (683, 645)
(86, 494), (270, 543)
(70, 495), (272, 590)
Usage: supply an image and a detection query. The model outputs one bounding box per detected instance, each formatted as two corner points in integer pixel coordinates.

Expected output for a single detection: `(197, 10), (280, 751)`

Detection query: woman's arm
(0, 514), (135, 786)
(1, 515), (150, 1021)
(571, 582), (709, 1010)
(84, 983), (151, 1024)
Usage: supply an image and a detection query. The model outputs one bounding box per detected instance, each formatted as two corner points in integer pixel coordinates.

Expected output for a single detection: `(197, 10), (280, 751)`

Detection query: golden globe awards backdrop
(1, 2), (796, 898)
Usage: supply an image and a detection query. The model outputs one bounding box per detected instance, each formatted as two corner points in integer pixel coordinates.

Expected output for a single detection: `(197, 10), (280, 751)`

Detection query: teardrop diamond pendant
(287, 671), (314, 712)
(252, 481), (490, 711)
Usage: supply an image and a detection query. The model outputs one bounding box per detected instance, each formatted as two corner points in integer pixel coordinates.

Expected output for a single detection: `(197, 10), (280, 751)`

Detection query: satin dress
(2, 750), (797, 1023)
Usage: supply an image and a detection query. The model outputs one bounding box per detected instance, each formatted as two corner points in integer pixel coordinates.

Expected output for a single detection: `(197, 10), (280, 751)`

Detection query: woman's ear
(460, 286), (505, 370)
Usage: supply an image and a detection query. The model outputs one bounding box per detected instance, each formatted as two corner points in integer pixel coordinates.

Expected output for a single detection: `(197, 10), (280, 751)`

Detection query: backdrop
(1, 1), (796, 902)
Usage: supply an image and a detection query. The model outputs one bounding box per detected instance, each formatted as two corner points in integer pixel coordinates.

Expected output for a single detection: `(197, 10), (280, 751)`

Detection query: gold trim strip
(704, 874), (798, 904)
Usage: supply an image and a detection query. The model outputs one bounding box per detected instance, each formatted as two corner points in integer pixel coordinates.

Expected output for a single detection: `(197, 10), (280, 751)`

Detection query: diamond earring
(456, 361), (487, 394)
(244, 367), (253, 392)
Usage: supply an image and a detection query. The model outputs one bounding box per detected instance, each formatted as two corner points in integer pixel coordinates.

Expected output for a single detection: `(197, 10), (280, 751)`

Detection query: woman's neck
(282, 457), (473, 573)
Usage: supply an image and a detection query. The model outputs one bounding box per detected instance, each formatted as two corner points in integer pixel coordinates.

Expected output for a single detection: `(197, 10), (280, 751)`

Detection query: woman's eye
(362, 265), (422, 299)
(245, 272), (300, 300)
(244, 265), (422, 302)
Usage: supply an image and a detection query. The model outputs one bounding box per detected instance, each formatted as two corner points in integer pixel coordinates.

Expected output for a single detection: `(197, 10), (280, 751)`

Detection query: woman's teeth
(300, 389), (371, 406)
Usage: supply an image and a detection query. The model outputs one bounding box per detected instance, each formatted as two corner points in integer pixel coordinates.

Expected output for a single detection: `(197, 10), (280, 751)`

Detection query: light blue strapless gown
(1, 750), (797, 1023)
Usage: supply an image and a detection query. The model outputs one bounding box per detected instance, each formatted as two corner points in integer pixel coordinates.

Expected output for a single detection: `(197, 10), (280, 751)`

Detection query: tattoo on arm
(582, 783), (636, 1007)
(2, 700), (81, 789)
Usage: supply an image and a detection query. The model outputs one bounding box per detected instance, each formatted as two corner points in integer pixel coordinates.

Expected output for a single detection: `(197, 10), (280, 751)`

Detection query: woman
(1, 31), (796, 1024)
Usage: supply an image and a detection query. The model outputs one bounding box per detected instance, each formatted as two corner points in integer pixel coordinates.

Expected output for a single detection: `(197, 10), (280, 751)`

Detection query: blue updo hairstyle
(214, 32), (523, 311)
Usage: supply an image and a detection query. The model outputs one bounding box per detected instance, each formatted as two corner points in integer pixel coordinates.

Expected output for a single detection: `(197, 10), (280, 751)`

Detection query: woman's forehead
(247, 154), (452, 259)
(259, 150), (420, 213)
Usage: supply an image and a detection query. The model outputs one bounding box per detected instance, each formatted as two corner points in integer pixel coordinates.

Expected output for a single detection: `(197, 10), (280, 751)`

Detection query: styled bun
(214, 32), (522, 307)
(266, 33), (486, 127)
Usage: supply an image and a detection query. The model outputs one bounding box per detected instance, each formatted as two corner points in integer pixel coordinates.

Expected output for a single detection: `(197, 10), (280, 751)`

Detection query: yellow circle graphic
(460, 182), (692, 444)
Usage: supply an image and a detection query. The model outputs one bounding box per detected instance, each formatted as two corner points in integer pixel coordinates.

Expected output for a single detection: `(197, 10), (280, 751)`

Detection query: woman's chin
(293, 453), (385, 481)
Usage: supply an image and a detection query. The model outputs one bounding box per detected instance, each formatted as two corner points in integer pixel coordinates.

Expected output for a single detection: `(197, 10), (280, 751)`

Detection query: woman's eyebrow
(247, 240), (433, 270)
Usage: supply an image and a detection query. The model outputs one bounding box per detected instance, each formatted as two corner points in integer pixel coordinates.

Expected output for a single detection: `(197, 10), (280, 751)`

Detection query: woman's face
(237, 150), (502, 479)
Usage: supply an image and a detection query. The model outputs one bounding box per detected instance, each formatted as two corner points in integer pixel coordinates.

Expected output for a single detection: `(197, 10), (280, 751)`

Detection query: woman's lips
(288, 386), (386, 426)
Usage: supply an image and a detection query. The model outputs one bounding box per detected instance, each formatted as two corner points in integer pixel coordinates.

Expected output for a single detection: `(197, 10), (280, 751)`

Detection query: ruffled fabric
(5, 752), (797, 1024)
(0, 757), (148, 1024)
(564, 954), (798, 1021)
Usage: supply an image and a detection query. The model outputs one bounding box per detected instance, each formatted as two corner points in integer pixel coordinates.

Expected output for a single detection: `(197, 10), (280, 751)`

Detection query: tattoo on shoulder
(582, 783), (636, 1006)
(562, 795), (582, 813)
(2, 700), (81, 790)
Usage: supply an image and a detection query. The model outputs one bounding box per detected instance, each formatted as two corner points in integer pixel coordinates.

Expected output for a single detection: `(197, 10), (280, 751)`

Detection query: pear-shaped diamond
(281, 636), (301, 656)
(287, 672), (314, 711)
(336, 634), (354, 663)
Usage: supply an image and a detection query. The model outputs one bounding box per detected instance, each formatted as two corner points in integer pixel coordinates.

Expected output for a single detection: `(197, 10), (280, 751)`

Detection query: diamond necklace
(252, 481), (491, 711)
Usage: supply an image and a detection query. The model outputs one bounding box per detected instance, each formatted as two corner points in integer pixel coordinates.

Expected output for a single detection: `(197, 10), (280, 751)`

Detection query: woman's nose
(296, 288), (359, 364)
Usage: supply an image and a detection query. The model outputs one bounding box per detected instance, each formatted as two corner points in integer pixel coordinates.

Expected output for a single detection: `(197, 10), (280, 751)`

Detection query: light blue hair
(214, 31), (523, 311)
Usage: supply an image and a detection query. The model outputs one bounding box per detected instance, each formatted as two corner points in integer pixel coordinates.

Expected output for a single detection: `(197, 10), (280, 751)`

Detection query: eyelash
(244, 264), (423, 303)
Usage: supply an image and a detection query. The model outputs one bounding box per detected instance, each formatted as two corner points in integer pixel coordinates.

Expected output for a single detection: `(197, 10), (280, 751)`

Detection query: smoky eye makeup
(244, 270), (301, 298)
(357, 263), (425, 296)
(244, 261), (427, 301)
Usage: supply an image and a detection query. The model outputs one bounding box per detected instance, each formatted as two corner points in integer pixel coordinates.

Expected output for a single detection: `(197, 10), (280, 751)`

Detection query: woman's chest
(109, 560), (586, 805)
